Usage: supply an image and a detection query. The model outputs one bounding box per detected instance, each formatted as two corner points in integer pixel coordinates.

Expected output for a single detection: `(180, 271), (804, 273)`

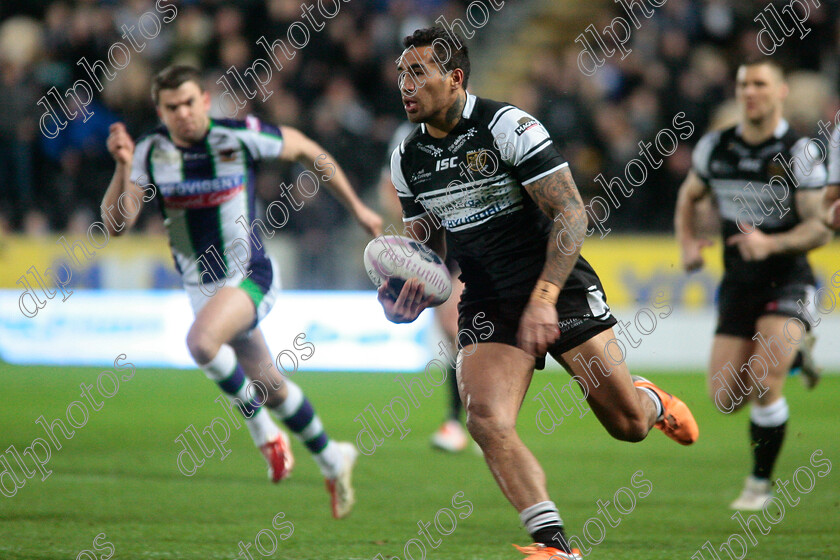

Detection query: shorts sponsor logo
(557, 317), (585, 332)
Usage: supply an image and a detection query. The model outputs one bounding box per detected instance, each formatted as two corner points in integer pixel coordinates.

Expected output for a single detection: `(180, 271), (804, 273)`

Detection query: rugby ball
(363, 235), (452, 305)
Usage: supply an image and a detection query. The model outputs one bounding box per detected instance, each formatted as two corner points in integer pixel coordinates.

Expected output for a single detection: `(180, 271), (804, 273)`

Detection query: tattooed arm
(517, 165), (588, 356)
(527, 165), (588, 290)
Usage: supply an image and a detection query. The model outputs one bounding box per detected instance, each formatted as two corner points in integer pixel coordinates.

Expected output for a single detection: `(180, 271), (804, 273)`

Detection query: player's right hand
(107, 122), (135, 165)
(680, 238), (712, 272)
(377, 277), (434, 323)
(517, 300), (560, 357)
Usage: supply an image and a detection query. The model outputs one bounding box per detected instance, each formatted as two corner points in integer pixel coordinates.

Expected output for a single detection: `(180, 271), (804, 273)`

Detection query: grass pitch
(0, 365), (837, 560)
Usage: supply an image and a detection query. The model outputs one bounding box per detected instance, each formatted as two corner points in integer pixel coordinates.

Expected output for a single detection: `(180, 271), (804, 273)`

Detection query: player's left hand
(517, 300), (561, 357)
(354, 203), (384, 237)
(378, 278), (435, 323)
(726, 230), (777, 261)
(827, 199), (840, 231)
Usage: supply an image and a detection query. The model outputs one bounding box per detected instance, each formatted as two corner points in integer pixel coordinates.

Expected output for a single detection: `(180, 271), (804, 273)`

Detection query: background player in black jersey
(825, 126), (840, 231)
(378, 28), (699, 560)
(103, 65), (382, 518)
(675, 60), (830, 511)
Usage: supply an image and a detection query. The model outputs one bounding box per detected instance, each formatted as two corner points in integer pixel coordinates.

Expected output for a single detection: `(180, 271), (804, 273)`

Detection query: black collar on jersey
(160, 118), (214, 149)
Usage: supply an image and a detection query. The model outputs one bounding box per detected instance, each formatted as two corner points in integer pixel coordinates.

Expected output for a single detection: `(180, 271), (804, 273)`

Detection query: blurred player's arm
(675, 171), (714, 271)
(378, 172), (406, 222)
(726, 189), (832, 261)
(279, 126), (382, 236)
(825, 127), (840, 230)
(102, 123), (146, 236)
(824, 185), (840, 231)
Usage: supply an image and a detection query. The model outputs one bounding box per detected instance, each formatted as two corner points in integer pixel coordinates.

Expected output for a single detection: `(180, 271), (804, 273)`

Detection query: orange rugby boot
(513, 543), (583, 559)
(633, 376), (699, 445)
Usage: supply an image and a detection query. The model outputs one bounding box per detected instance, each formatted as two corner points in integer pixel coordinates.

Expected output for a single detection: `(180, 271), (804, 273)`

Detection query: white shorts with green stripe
(184, 256), (282, 330)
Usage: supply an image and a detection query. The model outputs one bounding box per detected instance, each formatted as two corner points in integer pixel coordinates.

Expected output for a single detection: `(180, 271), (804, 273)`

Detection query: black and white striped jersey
(828, 126), (840, 185)
(691, 119), (826, 285)
(390, 93), (593, 302)
(131, 116), (282, 287)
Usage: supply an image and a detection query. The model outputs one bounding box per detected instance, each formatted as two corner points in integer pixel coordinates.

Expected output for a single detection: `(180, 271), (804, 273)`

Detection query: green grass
(0, 365), (837, 559)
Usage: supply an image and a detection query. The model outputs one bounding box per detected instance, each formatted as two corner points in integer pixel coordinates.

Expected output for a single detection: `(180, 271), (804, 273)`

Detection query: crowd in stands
(0, 0), (837, 285)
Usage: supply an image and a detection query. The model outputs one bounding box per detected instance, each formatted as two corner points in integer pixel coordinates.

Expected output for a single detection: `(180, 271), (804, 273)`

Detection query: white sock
(273, 377), (304, 417)
(317, 441), (345, 479)
(639, 387), (664, 421)
(750, 398), (789, 427)
(245, 409), (281, 447)
(199, 345), (237, 381)
(270, 380), (343, 478)
(200, 346), (280, 447)
(519, 501), (563, 533)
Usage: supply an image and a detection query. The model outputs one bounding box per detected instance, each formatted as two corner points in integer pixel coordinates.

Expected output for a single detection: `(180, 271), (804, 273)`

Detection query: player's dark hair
(152, 65), (204, 105)
(403, 27), (471, 89)
(739, 58), (786, 81)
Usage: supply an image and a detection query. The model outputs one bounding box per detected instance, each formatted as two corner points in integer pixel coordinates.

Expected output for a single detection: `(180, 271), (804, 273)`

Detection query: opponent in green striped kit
(102, 65), (382, 518)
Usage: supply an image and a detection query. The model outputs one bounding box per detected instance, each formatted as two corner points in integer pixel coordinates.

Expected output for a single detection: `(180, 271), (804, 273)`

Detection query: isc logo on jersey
(436, 156), (458, 171)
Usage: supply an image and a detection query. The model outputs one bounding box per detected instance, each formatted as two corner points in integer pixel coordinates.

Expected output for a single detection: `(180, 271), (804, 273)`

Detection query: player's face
(735, 64), (787, 125)
(156, 81), (212, 146)
(397, 47), (458, 124)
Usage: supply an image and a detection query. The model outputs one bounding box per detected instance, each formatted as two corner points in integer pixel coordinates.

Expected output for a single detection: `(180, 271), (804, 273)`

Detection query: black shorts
(715, 279), (815, 338)
(457, 283), (617, 370)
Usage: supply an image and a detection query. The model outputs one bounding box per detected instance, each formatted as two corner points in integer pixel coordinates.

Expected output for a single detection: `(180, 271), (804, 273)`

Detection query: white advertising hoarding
(1, 290), (839, 371)
(0, 290), (435, 371)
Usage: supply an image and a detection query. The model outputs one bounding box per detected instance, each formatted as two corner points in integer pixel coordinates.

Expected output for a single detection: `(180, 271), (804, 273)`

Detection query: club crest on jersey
(514, 116), (539, 136)
(417, 143), (444, 157)
(466, 149), (492, 173)
(448, 127), (477, 153)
